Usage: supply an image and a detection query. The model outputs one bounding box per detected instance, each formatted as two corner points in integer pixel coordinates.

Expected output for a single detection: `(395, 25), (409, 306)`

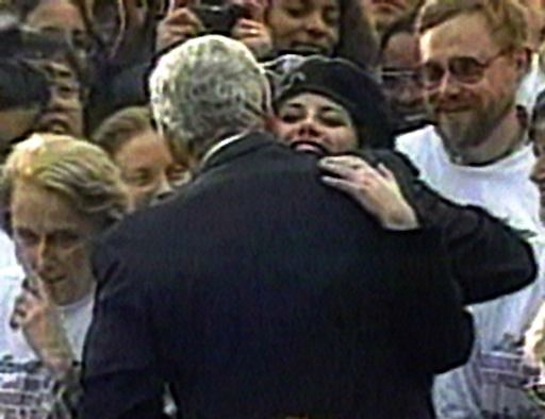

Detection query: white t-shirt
(518, 53), (545, 112)
(0, 268), (94, 418)
(0, 230), (17, 271)
(397, 127), (545, 418)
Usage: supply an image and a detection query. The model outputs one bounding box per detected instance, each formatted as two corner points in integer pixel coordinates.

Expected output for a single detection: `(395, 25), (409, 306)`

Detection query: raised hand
(231, 0), (273, 59)
(155, 0), (204, 53)
(10, 276), (75, 378)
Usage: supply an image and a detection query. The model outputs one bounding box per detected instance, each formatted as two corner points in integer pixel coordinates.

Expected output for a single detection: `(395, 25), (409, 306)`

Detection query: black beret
(274, 56), (394, 149)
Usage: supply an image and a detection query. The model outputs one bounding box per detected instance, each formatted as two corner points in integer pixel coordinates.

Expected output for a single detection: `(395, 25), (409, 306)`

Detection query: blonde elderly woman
(0, 133), (129, 417)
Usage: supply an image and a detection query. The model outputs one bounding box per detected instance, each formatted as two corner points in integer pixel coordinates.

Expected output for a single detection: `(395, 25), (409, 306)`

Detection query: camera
(190, 0), (249, 36)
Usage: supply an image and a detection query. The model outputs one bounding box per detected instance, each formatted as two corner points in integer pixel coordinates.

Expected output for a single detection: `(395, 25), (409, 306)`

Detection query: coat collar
(197, 131), (278, 176)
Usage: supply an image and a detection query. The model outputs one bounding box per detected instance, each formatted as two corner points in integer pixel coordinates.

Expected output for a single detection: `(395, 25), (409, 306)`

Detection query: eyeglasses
(419, 49), (508, 89)
(380, 68), (423, 90)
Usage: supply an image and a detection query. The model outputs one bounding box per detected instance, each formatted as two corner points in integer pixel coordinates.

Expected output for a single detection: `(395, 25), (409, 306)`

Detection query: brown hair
(92, 106), (154, 157)
(265, 0), (380, 69)
(416, 0), (528, 52)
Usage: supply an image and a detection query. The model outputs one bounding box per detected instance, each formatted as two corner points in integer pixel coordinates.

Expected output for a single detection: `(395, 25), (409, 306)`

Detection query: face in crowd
(5, 136), (127, 304)
(266, 0), (341, 55)
(11, 180), (100, 301)
(22, 0), (89, 138)
(112, 128), (189, 210)
(419, 11), (525, 157)
(272, 92), (359, 155)
(24, 0), (89, 52)
(31, 60), (85, 138)
(362, 0), (419, 34)
(381, 28), (426, 132)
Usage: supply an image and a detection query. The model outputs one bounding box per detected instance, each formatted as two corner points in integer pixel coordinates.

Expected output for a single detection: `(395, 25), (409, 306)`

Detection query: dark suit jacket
(80, 132), (472, 419)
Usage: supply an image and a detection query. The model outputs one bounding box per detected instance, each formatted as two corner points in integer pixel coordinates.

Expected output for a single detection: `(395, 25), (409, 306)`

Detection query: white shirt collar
(200, 133), (248, 167)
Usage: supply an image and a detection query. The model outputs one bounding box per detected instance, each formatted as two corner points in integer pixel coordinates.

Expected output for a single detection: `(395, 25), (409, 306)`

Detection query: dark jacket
(360, 149), (537, 305)
(80, 132), (472, 419)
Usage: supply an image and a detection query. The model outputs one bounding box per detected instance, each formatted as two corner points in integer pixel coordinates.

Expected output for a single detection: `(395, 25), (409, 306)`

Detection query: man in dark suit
(80, 35), (473, 419)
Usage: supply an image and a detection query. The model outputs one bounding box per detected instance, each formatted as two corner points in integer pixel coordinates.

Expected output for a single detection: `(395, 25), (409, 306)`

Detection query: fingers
(10, 295), (27, 329)
(168, 0), (193, 12)
(377, 163), (395, 181)
(232, 19), (264, 39)
(163, 6), (202, 27)
(321, 174), (370, 200)
(9, 275), (51, 329)
(319, 155), (418, 230)
(156, 7), (204, 51)
(241, 0), (266, 22)
(231, 16), (272, 58)
(319, 155), (379, 182)
(10, 289), (40, 329)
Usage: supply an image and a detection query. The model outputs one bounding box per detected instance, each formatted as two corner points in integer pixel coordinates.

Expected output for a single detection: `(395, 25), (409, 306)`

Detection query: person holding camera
(156, 0), (273, 59)
(155, 0), (377, 68)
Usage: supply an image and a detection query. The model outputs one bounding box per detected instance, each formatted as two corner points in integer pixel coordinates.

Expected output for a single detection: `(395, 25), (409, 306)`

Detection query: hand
(231, 0), (272, 59)
(10, 276), (75, 378)
(319, 155), (419, 231)
(155, 0), (204, 53)
(524, 301), (545, 368)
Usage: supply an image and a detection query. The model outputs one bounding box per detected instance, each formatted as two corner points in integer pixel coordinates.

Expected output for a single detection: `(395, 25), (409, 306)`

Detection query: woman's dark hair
(335, 0), (380, 69)
(265, 0), (380, 70)
(274, 56), (395, 149)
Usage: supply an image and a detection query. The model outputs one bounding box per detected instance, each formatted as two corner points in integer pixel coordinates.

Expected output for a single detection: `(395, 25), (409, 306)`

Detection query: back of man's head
(149, 35), (270, 159)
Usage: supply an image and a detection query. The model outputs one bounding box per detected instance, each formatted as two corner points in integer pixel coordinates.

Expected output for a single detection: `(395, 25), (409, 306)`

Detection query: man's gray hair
(149, 35), (270, 154)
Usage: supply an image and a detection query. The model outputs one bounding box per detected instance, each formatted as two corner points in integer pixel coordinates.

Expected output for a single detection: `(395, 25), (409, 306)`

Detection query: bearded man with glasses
(394, 0), (545, 417)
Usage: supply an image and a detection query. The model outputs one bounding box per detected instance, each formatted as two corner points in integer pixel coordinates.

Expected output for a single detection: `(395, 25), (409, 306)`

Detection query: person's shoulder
(98, 198), (183, 253)
(395, 125), (438, 152)
(395, 125), (446, 171)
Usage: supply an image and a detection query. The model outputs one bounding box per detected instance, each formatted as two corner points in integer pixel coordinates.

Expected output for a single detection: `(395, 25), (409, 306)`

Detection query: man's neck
(448, 109), (526, 166)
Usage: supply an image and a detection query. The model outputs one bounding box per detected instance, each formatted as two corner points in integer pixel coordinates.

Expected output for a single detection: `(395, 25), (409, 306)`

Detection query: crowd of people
(1, 0), (545, 417)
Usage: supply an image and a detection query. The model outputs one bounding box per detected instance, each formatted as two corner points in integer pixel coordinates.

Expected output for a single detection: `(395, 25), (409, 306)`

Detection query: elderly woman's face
(266, 0), (341, 56)
(272, 92), (358, 155)
(10, 180), (100, 301)
(113, 129), (189, 210)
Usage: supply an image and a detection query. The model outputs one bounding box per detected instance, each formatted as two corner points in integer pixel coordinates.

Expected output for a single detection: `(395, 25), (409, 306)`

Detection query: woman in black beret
(270, 54), (393, 153)
(267, 54), (537, 307)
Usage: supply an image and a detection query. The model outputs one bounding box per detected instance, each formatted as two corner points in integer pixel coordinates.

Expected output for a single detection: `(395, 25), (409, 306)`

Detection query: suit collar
(197, 131), (278, 175)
